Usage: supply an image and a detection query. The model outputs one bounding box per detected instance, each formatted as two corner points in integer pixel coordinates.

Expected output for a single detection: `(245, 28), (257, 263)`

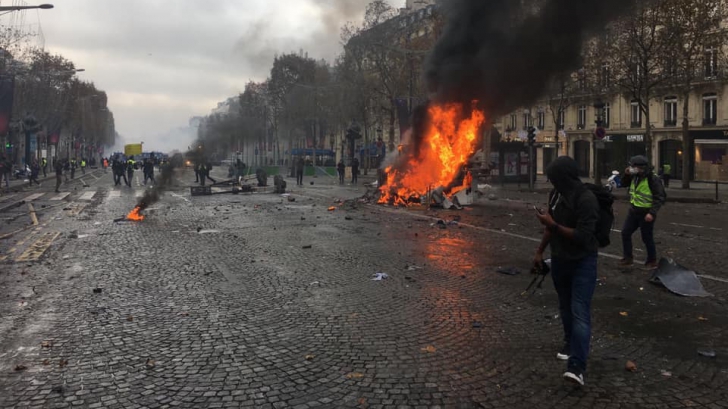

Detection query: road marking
(78, 191), (96, 201)
(23, 193), (44, 202)
(108, 190), (121, 199)
(16, 232), (60, 262)
(670, 222), (723, 231)
(171, 193), (190, 203)
(50, 192), (71, 201)
(65, 203), (87, 216)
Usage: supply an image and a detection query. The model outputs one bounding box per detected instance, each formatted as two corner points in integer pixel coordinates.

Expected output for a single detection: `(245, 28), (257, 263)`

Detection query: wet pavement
(0, 170), (726, 408)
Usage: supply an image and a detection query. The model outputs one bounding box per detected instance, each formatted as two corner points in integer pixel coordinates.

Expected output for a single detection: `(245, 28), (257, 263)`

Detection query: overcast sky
(36, 0), (403, 152)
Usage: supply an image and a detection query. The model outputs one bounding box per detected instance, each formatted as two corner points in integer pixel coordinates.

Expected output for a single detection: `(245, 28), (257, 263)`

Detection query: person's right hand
(533, 251), (544, 271)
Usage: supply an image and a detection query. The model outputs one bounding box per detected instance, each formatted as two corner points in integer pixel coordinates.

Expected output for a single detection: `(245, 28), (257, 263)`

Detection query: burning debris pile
(120, 163), (177, 222)
(378, 102), (484, 207)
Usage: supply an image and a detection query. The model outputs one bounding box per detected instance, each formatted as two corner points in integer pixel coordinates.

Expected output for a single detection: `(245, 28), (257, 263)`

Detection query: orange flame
(126, 206), (145, 221)
(379, 102), (485, 205)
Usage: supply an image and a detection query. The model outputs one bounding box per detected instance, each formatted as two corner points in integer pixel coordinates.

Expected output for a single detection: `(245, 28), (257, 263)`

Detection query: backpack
(576, 183), (615, 248)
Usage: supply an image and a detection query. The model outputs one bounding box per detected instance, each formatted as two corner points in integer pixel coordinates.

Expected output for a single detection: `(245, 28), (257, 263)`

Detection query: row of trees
(197, 1), (441, 168)
(1, 25), (115, 165)
(543, 0), (727, 188)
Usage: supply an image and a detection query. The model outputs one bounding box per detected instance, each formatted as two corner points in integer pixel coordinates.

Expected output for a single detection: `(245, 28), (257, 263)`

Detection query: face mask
(628, 167), (639, 175)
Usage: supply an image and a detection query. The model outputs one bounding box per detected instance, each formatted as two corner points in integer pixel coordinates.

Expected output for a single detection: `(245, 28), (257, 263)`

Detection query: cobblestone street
(0, 170), (727, 409)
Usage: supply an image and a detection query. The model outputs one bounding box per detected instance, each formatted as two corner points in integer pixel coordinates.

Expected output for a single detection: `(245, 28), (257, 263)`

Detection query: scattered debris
(619, 311), (629, 317)
(14, 364), (27, 371)
(302, 245), (312, 249)
(660, 370), (672, 377)
(346, 372), (364, 379)
(305, 354), (315, 361)
(625, 360), (638, 372)
(345, 216), (353, 221)
(698, 349), (716, 358)
(59, 359), (68, 368)
(41, 341), (52, 348)
(51, 385), (65, 394)
(42, 359), (50, 366)
(650, 258), (712, 297)
(421, 345), (437, 353)
(407, 265), (423, 271)
(93, 288), (103, 294)
(496, 267), (521, 276)
(372, 272), (389, 281)
(126, 316), (134, 322)
(472, 321), (483, 329)
(698, 316), (709, 322)
(327, 206), (336, 211)
(178, 312), (190, 317)
(146, 358), (156, 369)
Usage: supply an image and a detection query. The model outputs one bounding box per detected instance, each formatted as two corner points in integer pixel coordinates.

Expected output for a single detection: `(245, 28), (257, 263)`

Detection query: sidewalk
(491, 176), (726, 203)
(1, 168), (105, 194)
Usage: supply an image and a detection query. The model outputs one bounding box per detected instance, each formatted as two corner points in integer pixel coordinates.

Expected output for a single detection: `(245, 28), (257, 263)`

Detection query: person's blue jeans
(551, 253), (598, 373)
(621, 208), (656, 262)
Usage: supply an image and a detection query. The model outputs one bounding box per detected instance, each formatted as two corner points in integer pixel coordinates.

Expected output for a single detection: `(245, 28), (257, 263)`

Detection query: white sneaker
(556, 345), (570, 361)
(563, 370), (584, 386)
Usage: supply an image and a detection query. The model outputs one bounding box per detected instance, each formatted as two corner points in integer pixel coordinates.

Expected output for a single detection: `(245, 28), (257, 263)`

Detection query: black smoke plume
(426, 0), (638, 115)
(135, 163), (177, 212)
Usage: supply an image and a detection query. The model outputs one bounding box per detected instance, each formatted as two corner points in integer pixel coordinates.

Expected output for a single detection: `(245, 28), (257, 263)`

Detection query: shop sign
(627, 134), (644, 142)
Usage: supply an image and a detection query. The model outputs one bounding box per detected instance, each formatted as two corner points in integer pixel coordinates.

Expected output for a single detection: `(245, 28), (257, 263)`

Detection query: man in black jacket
(534, 156), (599, 386)
(619, 155), (666, 270)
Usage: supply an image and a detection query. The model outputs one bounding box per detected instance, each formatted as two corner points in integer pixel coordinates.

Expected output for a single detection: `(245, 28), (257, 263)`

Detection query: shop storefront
(692, 129), (728, 181)
(599, 133), (647, 177)
(535, 134), (563, 174)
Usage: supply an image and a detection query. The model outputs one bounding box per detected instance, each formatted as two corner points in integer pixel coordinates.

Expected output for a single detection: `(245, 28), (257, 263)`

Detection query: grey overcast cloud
(39, 0), (402, 152)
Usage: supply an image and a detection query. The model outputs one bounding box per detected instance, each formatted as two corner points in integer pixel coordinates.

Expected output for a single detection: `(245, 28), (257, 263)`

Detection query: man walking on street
(70, 158), (77, 179)
(337, 160), (345, 185)
(534, 156), (600, 386)
(54, 159), (64, 193)
(41, 157), (47, 178)
(351, 157), (360, 185)
(619, 155), (666, 270)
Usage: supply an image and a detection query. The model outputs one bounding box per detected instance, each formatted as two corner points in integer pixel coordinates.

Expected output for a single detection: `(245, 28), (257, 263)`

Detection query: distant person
(80, 158), (87, 174)
(143, 158), (155, 185)
(70, 158), (77, 179)
(29, 160), (41, 186)
(194, 162), (201, 183)
(203, 162), (216, 184)
(41, 157), (47, 178)
(54, 160), (64, 193)
(660, 162), (672, 188)
(102, 157), (109, 173)
(126, 156), (135, 187)
(295, 157), (304, 186)
(337, 160), (345, 185)
(619, 155), (666, 270)
(351, 157), (360, 185)
(0, 154), (9, 191)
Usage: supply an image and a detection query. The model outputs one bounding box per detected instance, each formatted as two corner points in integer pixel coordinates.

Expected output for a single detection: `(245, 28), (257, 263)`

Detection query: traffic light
(527, 127), (536, 145)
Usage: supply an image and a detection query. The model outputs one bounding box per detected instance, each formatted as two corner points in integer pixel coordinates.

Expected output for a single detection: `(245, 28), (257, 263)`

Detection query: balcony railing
(664, 119), (677, 127)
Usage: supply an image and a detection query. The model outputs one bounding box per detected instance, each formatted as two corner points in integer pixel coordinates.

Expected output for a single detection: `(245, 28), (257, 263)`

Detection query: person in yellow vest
(80, 158), (87, 175)
(660, 163), (672, 188)
(126, 157), (136, 187)
(619, 155), (666, 270)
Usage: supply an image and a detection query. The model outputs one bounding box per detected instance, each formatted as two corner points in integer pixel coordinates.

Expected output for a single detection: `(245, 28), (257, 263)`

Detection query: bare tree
(611, 0), (674, 164)
(546, 75), (578, 154)
(664, 0), (728, 188)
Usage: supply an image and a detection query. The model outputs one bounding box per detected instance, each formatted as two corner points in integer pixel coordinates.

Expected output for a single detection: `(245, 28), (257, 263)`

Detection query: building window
(578, 69), (587, 90)
(703, 93), (718, 125)
(523, 113), (532, 130)
(558, 110), (565, 130)
(537, 111), (545, 129)
(509, 114), (517, 131)
(705, 47), (719, 79)
(664, 97), (677, 127)
(577, 105), (587, 129)
(600, 63), (611, 89)
(631, 100), (642, 128)
(604, 103), (611, 128)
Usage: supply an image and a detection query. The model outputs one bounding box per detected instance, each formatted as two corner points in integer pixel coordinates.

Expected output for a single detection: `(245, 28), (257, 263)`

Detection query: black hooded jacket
(545, 157), (600, 260)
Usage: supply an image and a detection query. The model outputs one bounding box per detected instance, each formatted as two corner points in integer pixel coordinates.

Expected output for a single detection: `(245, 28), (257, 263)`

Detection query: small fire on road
(378, 102), (485, 206)
(125, 206), (145, 221)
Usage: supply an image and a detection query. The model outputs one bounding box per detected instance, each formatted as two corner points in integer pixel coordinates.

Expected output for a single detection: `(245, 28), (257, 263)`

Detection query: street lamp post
(593, 101), (606, 186)
(0, 4), (53, 11)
